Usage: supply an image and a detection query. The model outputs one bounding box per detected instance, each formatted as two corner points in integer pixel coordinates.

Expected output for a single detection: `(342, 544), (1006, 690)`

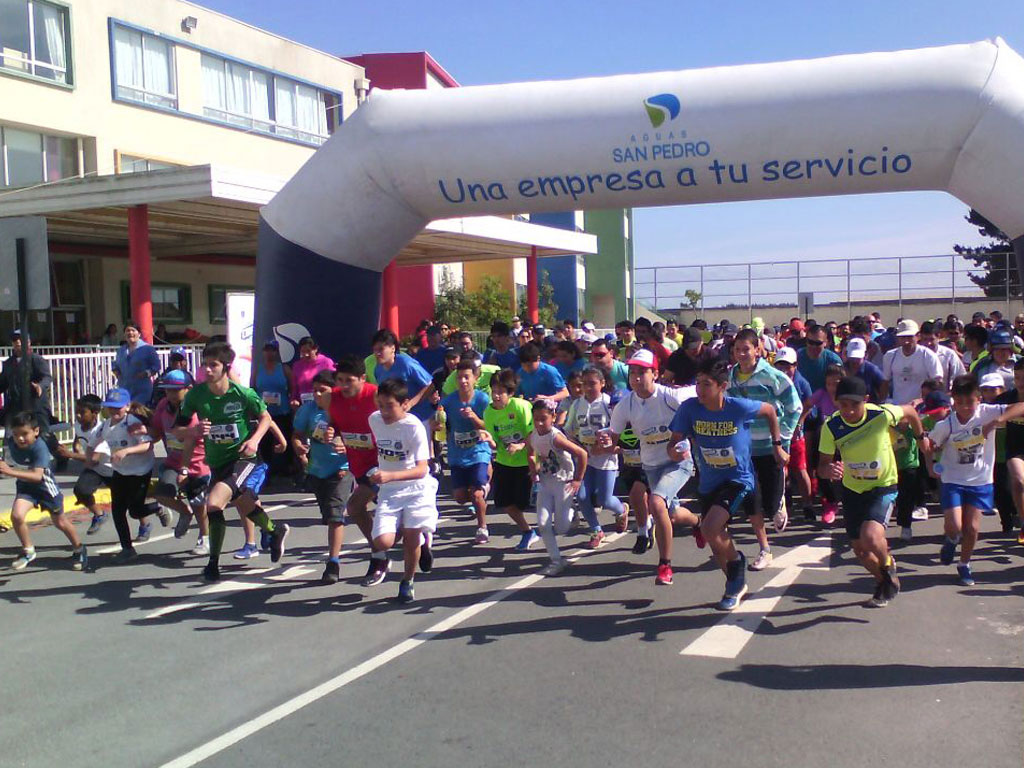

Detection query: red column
(127, 204), (153, 343)
(527, 246), (539, 324)
(381, 260), (399, 333)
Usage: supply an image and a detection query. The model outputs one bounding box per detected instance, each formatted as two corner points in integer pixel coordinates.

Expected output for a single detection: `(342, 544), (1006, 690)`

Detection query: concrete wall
(583, 208), (633, 325)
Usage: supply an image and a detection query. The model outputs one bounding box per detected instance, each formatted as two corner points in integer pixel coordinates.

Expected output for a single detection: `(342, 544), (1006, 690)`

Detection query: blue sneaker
(514, 530), (539, 551)
(134, 522), (152, 543)
(397, 579), (415, 604)
(260, 529), (272, 552)
(233, 542), (260, 560)
(939, 538), (957, 566)
(718, 552), (747, 611)
(957, 563), (975, 586)
(87, 513), (108, 536)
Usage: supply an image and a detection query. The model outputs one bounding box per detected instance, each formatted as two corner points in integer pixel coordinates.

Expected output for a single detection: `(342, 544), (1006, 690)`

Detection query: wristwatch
(772, 439), (783, 446)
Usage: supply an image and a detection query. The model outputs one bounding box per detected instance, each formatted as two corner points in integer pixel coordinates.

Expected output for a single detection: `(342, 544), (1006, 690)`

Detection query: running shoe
(260, 530), (272, 552)
(631, 534), (648, 555)
(956, 563), (975, 586)
(717, 586), (748, 611)
(880, 556), (900, 600)
(514, 530), (539, 551)
(397, 579), (415, 604)
(474, 527), (490, 545)
(821, 502), (837, 526)
(911, 506), (929, 521)
(655, 562), (673, 585)
(773, 505), (789, 533)
(173, 511), (193, 539)
(692, 523), (706, 549)
(722, 552), (747, 602)
(11, 550), (37, 570)
(939, 538), (957, 566)
(233, 542), (259, 560)
(614, 504), (630, 533)
(897, 526), (912, 544)
(646, 525), (655, 551)
(114, 547), (138, 563)
(321, 559), (340, 584)
(362, 556), (390, 587)
(419, 542), (434, 573)
(749, 549), (773, 571)
(270, 523), (290, 563)
(156, 505), (172, 528)
(87, 513), (108, 536)
(587, 530), (605, 550)
(71, 546), (87, 572)
(866, 582), (889, 607)
(191, 536), (209, 556)
(203, 562), (220, 582)
(134, 522), (152, 543)
(539, 559), (566, 576)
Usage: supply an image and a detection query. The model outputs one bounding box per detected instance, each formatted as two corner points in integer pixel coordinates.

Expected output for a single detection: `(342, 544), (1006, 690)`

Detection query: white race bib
(701, 445), (737, 468)
(209, 423), (240, 445)
(341, 431), (373, 450)
(262, 391), (282, 406)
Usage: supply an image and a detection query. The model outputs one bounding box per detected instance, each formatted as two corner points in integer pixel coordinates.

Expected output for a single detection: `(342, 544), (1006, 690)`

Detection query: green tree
(517, 269), (559, 327)
(681, 288), (703, 321)
(468, 275), (513, 327)
(432, 266), (474, 329)
(956, 209), (1019, 298)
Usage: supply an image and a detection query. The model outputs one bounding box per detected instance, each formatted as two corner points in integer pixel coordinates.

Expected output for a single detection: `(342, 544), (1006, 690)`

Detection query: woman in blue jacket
(112, 322), (161, 404)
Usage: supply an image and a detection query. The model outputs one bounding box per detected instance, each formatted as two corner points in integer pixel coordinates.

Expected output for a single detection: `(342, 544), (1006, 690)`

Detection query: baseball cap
(979, 372), (1005, 389)
(532, 324), (546, 335)
(579, 333), (599, 343)
(990, 330), (1013, 348)
(102, 388), (131, 408)
(895, 319), (920, 337)
(511, 316), (520, 323)
(10, 329), (29, 341)
(683, 327), (703, 348)
(751, 317), (765, 331)
(845, 337), (867, 359)
(789, 319), (805, 332)
(627, 349), (658, 369)
(158, 369), (193, 389)
(581, 321), (596, 332)
(921, 390), (951, 411)
(775, 347), (797, 365)
(723, 323), (739, 336)
(604, 333), (616, 343)
(835, 376), (868, 402)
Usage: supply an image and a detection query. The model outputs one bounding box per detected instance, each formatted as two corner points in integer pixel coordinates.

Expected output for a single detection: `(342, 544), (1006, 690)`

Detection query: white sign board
(227, 291), (255, 386)
(0, 216), (50, 311)
(798, 292), (814, 317)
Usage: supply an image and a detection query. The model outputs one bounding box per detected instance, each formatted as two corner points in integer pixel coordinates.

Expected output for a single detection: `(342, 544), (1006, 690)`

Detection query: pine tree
(956, 209), (1019, 298)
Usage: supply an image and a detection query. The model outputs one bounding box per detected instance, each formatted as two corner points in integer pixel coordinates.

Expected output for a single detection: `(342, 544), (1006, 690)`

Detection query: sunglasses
(806, 339), (824, 346)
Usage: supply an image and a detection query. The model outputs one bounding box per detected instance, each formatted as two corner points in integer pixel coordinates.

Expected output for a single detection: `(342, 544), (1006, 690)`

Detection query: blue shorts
(15, 489), (64, 515)
(643, 460), (695, 504)
(841, 485), (898, 540)
(450, 462), (489, 490)
(211, 458), (267, 501)
(940, 482), (994, 511)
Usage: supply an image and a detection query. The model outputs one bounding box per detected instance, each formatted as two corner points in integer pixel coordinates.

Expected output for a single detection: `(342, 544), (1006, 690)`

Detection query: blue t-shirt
(669, 396), (763, 494)
(483, 348), (521, 370)
(294, 402), (348, 478)
(440, 389), (493, 467)
(415, 346), (450, 376)
(854, 360), (885, 402)
(518, 362), (566, 400)
(797, 348), (842, 392)
(792, 371), (813, 403)
(9, 438), (62, 503)
(375, 353), (434, 421)
(553, 358), (587, 382)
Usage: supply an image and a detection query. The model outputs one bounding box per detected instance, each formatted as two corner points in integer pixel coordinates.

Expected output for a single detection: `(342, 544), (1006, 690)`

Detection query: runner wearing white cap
(882, 319), (943, 404)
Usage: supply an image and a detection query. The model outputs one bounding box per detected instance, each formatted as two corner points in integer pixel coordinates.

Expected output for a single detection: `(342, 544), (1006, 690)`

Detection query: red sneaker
(693, 523), (707, 549)
(655, 562), (673, 585)
(822, 501), (837, 526)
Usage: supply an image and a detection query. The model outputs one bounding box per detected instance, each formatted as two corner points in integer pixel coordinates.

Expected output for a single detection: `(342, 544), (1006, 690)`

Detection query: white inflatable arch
(257, 39), (1024, 354)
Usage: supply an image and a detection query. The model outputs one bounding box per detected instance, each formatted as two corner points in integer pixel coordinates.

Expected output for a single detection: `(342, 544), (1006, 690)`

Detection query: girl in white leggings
(527, 400), (588, 575)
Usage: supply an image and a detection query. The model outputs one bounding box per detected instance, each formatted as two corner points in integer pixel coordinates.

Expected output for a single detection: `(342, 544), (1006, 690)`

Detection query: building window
(200, 52), (337, 145)
(112, 24), (176, 109)
(117, 153), (179, 173)
(120, 281), (191, 324)
(0, 0), (71, 84)
(0, 125), (77, 186)
(208, 284), (249, 324)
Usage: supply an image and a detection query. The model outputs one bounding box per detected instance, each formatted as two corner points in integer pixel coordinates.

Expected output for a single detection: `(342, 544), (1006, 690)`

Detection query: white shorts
(371, 476), (439, 537)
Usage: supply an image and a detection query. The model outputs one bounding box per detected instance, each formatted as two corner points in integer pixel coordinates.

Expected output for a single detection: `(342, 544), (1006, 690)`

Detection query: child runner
(151, 370), (210, 555)
(817, 377), (925, 607)
(995, 358), (1024, 540)
(567, 366), (624, 548)
(367, 378), (439, 603)
(59, 394), (112, 536)
(669, 359), (786, 610)
(528, 399), (587, 574)
(293, 370), (350, 584)
(555, 371), (583, 427)
(891, 410), (923, 544)
(177, 342), (288, 582)
(483, 369), (539, 550)
(927, 373), (1024, 585)
(978, 373), (1011, 524)
(437, 360), (493, 544)
(2, 411), (86, 571)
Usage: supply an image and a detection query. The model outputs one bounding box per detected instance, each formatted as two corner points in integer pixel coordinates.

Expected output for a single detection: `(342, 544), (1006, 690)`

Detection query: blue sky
(201, 0), (1024, 268)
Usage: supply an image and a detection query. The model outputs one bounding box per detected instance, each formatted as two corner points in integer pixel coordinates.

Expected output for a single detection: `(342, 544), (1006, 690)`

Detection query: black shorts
(841, 484), (898, 540)
(492, 462), (531, 511)
(210, 458), (268, 502)
(742, 454), (785, 518)
(618, 465), (647, 493)
(698, 480), (750, 519)
(309, 473), (348, 524)
(74, 467), (112, 506)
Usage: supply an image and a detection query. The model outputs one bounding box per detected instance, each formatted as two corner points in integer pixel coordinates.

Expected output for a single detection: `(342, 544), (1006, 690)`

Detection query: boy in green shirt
(892, 421), (922, 543)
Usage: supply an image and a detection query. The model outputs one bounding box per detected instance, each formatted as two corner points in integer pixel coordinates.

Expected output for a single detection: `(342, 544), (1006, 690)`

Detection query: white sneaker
(911, 507), (929, 521)
(899, 526), (912, 542)
(474, 527), (490, 545)
(539, 560), (566, 576)
(773, 506), (789, 533)
(749, 549), (773, 571)
(191, 536), (209, 556)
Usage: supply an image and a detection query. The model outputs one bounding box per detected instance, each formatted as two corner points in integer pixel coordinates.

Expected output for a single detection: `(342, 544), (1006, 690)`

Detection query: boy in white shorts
(368, 378), (440, 604)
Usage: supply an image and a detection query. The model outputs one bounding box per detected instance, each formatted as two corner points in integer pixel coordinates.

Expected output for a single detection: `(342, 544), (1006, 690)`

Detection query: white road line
(158, 532), (624, 768)
(143, 566), (315, 620)
(680, 533), (832, 659)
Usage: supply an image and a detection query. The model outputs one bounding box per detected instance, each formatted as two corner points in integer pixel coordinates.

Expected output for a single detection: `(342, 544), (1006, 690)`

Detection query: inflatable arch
(257, 38), (1024, 357)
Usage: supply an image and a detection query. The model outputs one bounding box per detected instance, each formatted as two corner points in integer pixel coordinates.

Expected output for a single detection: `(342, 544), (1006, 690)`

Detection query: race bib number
(208, 423), (240, 445)
(622, 447), (642, 466)
(578, 427), (598, 446)
(310, 422), (329, 442)
(951, 428), (985, 465)
(701, 445), (737, 468)
(341, 431), (373, 450)
(453, 430), (478, 449)
(848, 461), (881, 480)
(300, 392), (315, 404)
(640, 426), (670, 446)
(501, 431), (524, 448)
(262, 391), (282, 406)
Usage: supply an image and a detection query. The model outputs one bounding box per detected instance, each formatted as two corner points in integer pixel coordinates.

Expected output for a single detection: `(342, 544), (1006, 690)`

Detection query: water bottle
(933, 462), (944, 476)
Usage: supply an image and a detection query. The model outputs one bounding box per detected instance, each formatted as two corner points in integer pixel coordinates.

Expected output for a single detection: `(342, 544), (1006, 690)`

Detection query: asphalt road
(1, 479), (1021, 768)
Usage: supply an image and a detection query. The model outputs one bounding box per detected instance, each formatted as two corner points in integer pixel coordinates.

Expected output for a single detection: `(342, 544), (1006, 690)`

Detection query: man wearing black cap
(664, 327), (713, 386)
(0, 330), (54, 437)
(817, 376), (926, 607)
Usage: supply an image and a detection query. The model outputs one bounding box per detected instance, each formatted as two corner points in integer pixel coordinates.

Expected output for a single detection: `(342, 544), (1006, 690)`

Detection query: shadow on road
(718, 663), (1024, 689)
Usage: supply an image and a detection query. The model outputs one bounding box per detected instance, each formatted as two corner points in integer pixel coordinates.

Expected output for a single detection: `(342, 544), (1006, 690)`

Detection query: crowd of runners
(4, 307), (1024, 609)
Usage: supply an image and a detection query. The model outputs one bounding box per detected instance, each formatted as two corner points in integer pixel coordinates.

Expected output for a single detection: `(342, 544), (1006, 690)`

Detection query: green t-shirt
(483, 397), (533, 467)
(181, 381), (267, 469)
(818, 403), (903, 494)
(889, 423), (919, 470)
(442, 364), (500, 396)
(363, 354), (377, 385)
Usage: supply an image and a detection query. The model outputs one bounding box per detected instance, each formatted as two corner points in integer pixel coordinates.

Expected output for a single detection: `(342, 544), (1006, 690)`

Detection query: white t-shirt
(76, 421), (113, 477)
(609, 383), (696, 468)
(930, 343), (966, 389)
(928, 403), (1005, 486)
(369, 411), (430, 493)
(567, 394), (618, 471)
(97, 414), (154, 476)
(529, 427), (576, 483)
(882, 345), (943, 404)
